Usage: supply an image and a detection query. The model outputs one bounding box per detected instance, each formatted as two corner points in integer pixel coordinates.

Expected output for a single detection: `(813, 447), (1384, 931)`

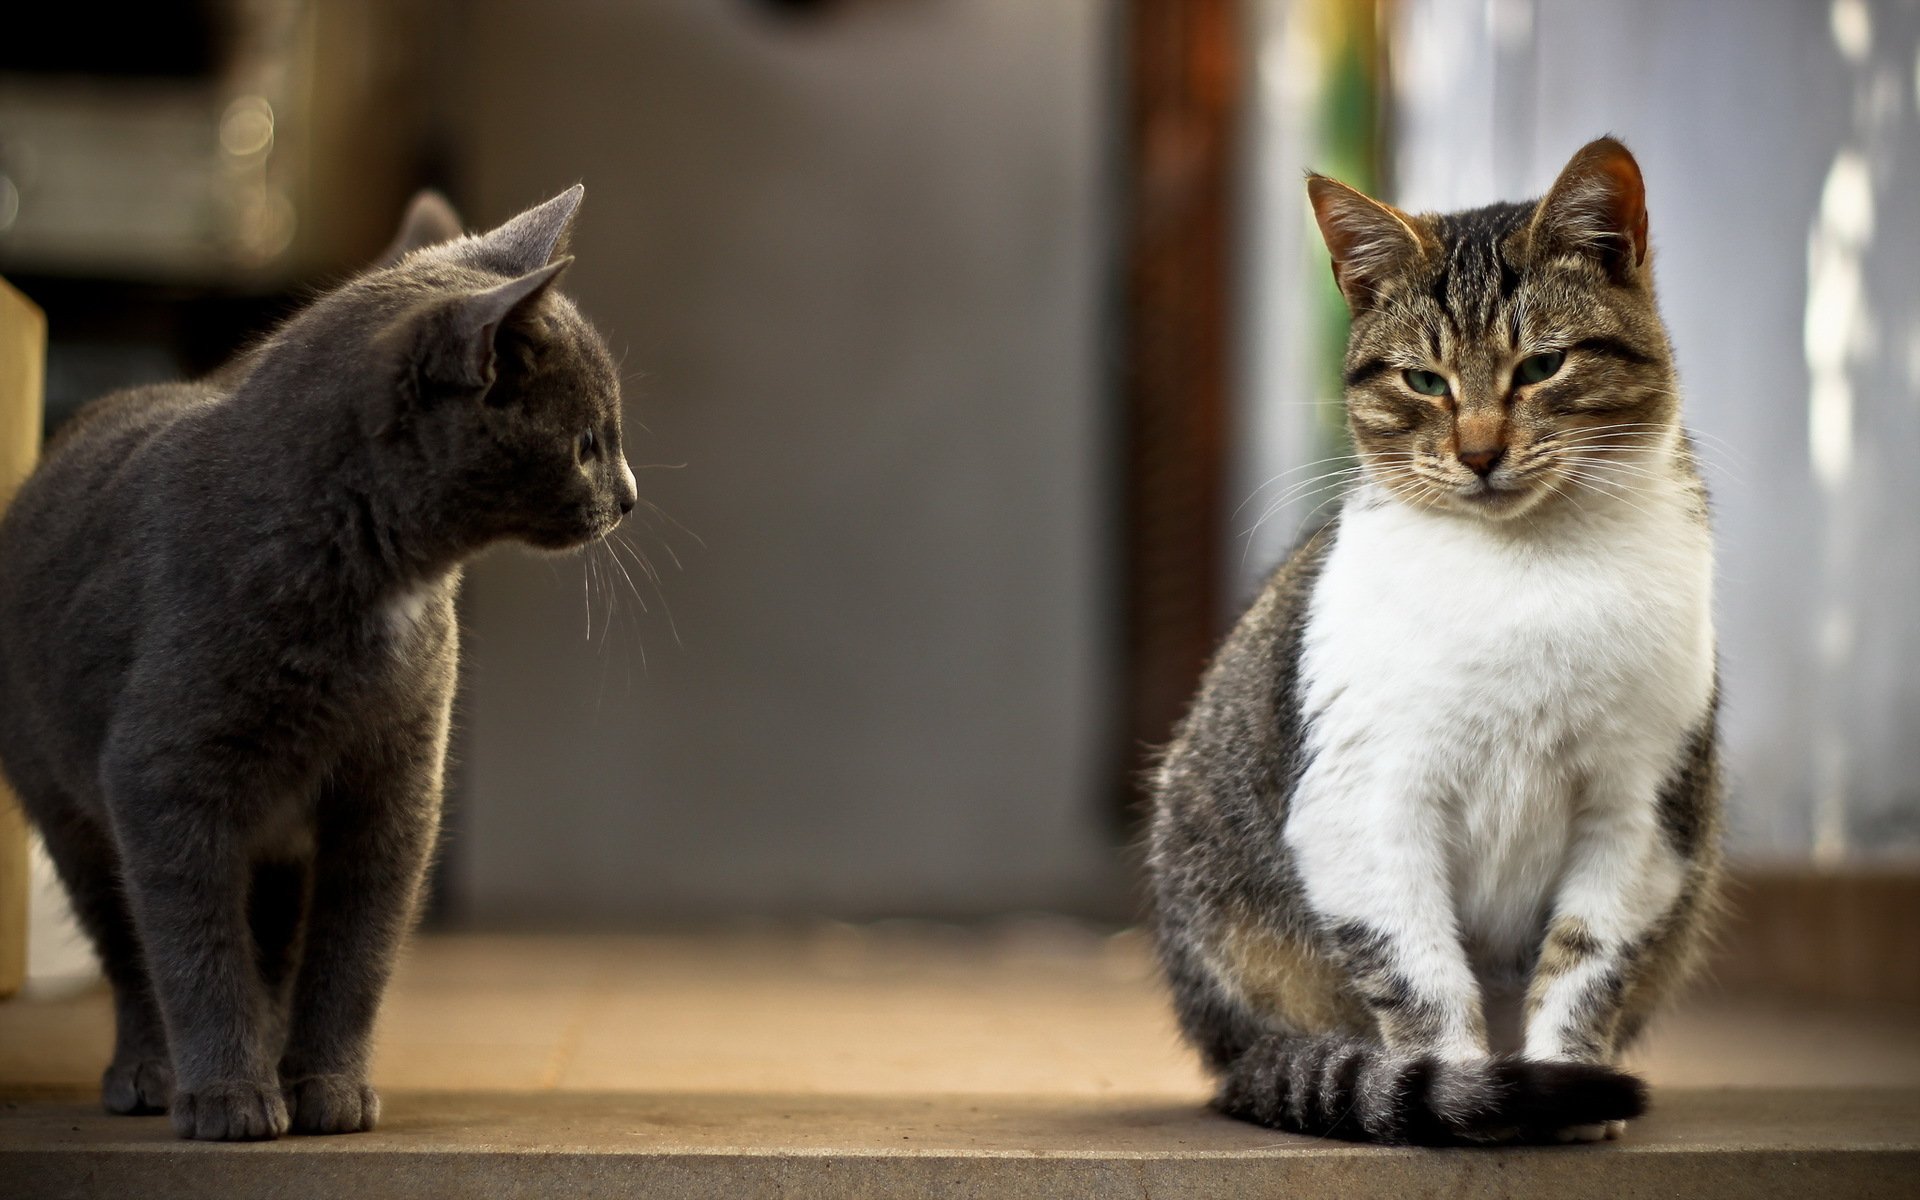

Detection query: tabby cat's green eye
(1403, 369), (1449, 397)
(1515, 350), (1566, 386)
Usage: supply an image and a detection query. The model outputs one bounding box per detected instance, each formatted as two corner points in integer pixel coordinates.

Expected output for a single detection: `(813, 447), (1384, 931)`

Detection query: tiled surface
(5, 924), (1919, 1096)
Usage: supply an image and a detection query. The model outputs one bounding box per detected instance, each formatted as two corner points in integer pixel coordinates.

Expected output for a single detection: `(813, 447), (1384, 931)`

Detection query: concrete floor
(3, 924), (1918, 1197)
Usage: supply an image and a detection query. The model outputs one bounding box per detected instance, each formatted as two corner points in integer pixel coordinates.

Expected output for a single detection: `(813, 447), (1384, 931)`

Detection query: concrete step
(5, 929), (1918, 1196)
(3, 1085), (1916, 1198)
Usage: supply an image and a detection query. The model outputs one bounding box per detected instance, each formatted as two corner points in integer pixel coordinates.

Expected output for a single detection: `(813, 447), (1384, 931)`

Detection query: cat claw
(101, 1056), (173, 1115)
(171, 1080), (290, 1141)
(283, 1073), (381, 1135)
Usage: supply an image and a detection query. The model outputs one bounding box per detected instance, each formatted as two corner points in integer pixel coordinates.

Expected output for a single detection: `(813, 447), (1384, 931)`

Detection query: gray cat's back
(5, 376), (219, 565)
(0, 380), (224, 807)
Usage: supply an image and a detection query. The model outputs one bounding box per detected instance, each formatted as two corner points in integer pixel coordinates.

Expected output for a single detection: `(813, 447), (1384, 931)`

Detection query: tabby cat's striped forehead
(1419, 201), (1537, 340)
(1345, 186), (1665, 375)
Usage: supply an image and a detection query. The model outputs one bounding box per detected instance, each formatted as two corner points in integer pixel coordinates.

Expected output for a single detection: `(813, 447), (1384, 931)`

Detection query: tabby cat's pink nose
(1459, 446), (1505, 476)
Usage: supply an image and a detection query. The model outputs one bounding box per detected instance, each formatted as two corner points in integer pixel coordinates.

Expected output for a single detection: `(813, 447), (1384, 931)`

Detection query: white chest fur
(1284, 477), (1716, 969)
(381, 577), (448, 642)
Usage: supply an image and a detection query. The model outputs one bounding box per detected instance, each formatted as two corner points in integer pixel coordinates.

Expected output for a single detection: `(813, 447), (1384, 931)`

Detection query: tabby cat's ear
(462, 185), (584, 276)
(1529, 137), (1648, 281)
(377, 190), (464, 267)
(1306, 174), (1430, 312)
(409, 257), (573, 396)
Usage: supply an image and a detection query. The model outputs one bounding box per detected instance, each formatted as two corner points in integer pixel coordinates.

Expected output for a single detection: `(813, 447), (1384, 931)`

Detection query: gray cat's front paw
(170, 1080), (290, 1141)
(101, 1056), (173, 1115)
(284, 1074), (380, 1134)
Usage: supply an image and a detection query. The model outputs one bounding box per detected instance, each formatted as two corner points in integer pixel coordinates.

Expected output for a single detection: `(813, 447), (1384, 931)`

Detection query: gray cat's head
(1308, 138), (1678, 522)
(276, 186), (636, 556)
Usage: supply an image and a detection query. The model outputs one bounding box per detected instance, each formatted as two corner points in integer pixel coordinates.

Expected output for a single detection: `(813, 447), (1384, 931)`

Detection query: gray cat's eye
(1403, 368), (1449, 397)
(1515, 350), (1566, 386)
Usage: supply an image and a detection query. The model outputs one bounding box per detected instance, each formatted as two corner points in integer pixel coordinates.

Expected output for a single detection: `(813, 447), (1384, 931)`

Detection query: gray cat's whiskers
(588, 538), (644, 701)
(610, 530), (683, 649)
(599, 536), (651, 616)
(581, 552), (595, 640)
(593, 548), (617, 644)
(629, 520), (685, 572)
(634, 497), (706, 549)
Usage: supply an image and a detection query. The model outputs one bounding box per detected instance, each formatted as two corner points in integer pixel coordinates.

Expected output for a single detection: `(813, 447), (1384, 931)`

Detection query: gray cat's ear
(414, 257), (573, 394)
(462, 184), (584, 276)
(1529, 137), (1648, 280)
(377, 190), (465, 267)
(1306, 174), (1430, 311)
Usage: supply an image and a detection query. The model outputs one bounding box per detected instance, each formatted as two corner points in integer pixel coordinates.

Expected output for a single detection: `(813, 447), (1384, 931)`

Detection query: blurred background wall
(437, 0), (1123, 921)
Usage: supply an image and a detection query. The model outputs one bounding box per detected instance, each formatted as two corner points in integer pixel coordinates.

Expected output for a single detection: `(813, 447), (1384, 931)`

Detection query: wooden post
(1120, 0), (1238, 821)
(0, 276), (46, 998)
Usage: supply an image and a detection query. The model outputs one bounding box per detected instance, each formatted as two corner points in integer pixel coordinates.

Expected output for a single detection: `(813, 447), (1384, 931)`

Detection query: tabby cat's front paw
(101, 1056), (173, 1115)
(170, 1080), (290, 1141)
(1554, 1122), (1607, 1143)
(284, 1073), (380, 1135)
(1554, 1117), (1630, 1143)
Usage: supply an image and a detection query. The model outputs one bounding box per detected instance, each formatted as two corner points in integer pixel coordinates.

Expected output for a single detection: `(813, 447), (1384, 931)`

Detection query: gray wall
(438, 1), (1122, 920)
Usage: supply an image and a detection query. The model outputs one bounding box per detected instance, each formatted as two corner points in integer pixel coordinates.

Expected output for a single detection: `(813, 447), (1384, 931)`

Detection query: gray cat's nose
(616, 458), (638, 515)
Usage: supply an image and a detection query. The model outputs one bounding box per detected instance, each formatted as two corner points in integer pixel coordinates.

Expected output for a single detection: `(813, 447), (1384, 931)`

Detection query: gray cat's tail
(1214, 1033), (1647, 1145)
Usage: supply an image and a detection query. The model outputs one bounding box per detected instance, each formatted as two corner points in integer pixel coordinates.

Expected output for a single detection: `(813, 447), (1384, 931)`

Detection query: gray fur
(0, 186), (635, 1140)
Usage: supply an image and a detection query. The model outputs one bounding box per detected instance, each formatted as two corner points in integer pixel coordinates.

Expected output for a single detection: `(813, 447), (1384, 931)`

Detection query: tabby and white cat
(1147, 138), (1720, 1144)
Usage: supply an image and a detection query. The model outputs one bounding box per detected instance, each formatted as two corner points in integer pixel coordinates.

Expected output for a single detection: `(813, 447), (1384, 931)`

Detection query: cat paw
(101, 1056), (174, 1115)
(1553, 1122), (1610, 1143)
(170, 1080), (290, 1141)
(283, 1074), (380, 1135)
(1552, 1116), (1632, 1143)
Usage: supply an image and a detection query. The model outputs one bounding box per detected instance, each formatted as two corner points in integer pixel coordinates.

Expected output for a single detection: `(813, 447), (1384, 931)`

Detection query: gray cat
(0, 185), (636, 1140)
